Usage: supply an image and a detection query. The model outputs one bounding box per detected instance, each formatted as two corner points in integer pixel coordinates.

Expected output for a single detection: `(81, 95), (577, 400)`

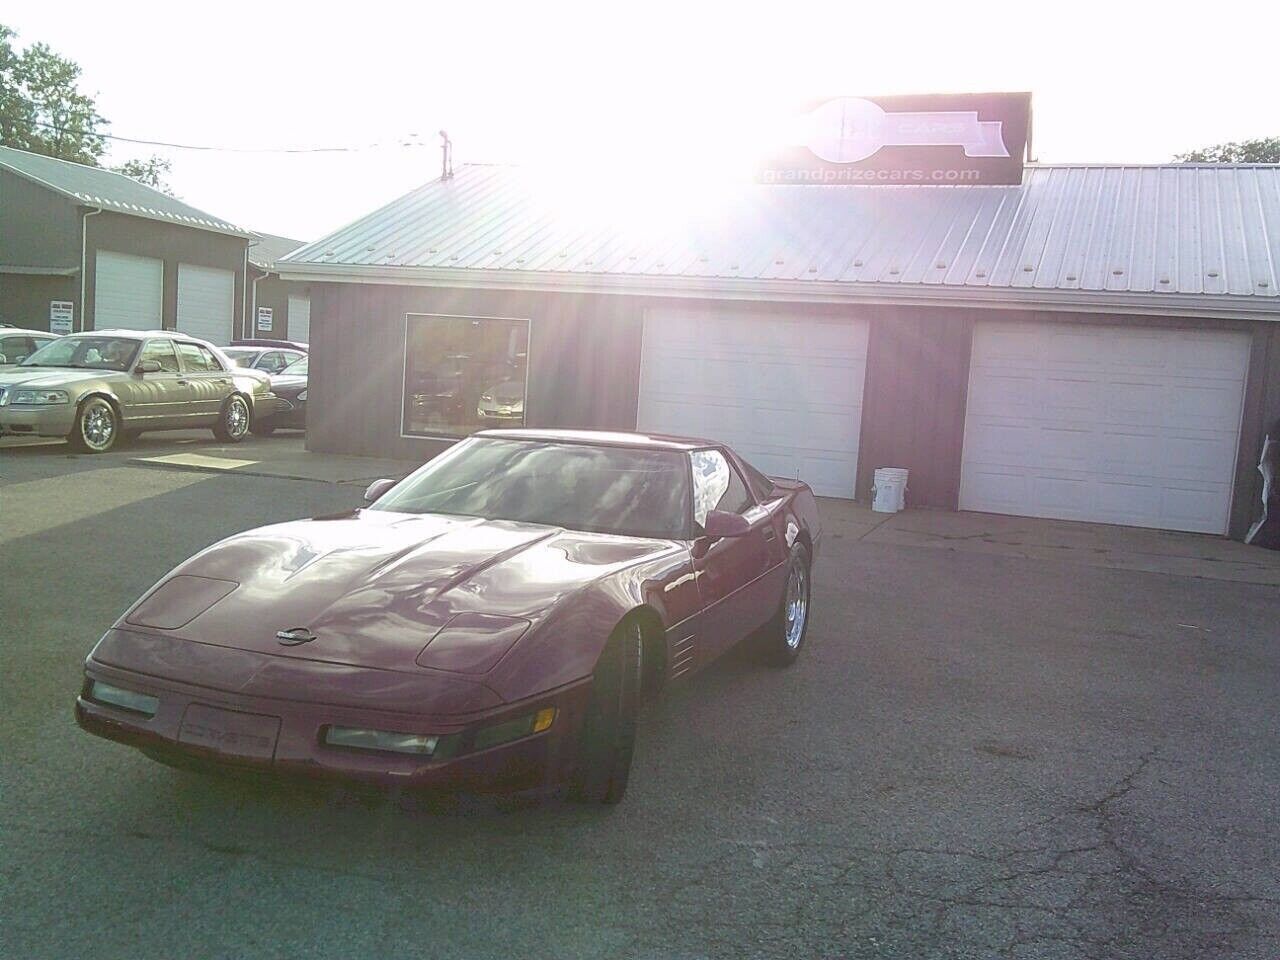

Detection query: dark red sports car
(75, 430), (820, 803)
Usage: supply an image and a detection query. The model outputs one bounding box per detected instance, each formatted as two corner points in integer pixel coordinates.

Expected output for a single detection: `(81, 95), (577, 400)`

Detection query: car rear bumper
(75, 659), (593, 793)
(258, 396), (306, 428)
(0, 402), (75, 437)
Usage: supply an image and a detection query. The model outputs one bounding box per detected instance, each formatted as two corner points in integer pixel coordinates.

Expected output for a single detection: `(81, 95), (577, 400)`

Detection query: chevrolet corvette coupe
(75, 430), (820, 803)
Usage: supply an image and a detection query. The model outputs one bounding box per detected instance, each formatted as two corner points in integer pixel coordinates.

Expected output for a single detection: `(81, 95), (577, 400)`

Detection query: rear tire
(213, 394), (250, 443)
(67, 397), (119, 453)
(570, 619), (643, 804)
(755, 542), (811, 667)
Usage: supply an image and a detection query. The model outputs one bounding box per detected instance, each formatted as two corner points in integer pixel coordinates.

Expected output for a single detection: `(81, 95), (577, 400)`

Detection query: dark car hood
(269, 372), (307, 393)
(119, 510), (678, 674)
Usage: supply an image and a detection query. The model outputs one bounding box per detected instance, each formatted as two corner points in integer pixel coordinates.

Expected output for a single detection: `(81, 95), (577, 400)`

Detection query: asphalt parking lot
(3, 434), (1279, 960)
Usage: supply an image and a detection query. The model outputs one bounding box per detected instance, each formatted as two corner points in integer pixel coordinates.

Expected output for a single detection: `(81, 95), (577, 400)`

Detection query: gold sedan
(0, 330), (276, 452)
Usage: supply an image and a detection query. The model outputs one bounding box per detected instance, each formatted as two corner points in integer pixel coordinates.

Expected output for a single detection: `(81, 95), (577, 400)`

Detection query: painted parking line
(133, 453), (261, 471)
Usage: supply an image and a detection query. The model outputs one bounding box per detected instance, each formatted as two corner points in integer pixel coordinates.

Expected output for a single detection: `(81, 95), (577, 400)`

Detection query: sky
(5, 1), (1278, 242)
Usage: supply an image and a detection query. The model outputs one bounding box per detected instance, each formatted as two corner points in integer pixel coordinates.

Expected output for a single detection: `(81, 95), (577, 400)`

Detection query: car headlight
(324, 726), (446, 756)
(11, 389), (70, 404)
(297, 389), (307, 401)
(473, 707), (557, 751)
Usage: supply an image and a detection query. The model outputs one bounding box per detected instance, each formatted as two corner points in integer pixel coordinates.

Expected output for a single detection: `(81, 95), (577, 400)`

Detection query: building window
(402, 314), (530, 438)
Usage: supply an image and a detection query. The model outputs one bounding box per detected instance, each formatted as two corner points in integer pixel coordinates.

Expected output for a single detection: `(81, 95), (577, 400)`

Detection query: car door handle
(762, 527), (778, 542)
(177, 379), (191, 386)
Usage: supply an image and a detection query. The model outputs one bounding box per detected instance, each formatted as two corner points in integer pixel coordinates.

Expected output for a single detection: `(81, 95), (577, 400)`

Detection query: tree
(0, 23), (105, 164)
(110, 155), (174, 195)
(0, 24), (172, 193)
(1175, 137), (1280, 164)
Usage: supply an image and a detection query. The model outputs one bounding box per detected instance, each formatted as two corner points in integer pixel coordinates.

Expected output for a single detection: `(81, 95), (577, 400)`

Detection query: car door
(115, 338), (189, 426)
(174, 341), (227, 421)
(688, 448), (780, 663)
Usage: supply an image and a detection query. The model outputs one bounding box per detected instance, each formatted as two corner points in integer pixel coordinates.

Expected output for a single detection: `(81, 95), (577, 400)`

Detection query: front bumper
(0, 401), (75, 437)
(75, 658), (592, 793)
(258, 395), (306, 429)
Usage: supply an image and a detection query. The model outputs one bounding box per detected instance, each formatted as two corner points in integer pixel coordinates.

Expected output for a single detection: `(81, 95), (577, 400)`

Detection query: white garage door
(288, 295), (311, 342)
(94, 251), (162, 331)
(637, 308), (869, 498)
(176, 264), (235, 345)
(959, 321), (1251, 534)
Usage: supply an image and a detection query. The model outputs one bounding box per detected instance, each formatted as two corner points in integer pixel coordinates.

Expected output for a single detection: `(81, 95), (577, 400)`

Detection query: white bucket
(872, 467), (909, 513)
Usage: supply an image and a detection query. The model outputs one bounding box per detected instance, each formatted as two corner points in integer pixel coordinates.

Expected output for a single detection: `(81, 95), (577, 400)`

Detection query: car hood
(0, 367), (124, 388)
(118, 509), (679, 675)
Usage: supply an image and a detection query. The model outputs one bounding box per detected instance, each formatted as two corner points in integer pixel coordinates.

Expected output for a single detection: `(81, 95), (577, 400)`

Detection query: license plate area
(179, 704), (281, 760)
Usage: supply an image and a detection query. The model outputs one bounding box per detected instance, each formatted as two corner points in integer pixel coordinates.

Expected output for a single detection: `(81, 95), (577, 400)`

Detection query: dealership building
(279, 159), (1280, 540)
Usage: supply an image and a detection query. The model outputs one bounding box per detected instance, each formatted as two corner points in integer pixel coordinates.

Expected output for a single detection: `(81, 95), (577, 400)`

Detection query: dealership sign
(762, 92), (1032, 186)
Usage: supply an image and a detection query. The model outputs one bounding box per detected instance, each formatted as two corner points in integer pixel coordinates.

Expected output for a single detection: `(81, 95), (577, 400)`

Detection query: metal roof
(281, 162), (1280, 318)
(248, 232), (307, 269)
(0, 146), (250, 237)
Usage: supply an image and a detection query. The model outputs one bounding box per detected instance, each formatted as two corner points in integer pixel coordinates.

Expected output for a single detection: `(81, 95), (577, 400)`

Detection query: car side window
(199, 347), (224, 371)
(281, 350), (304, 369)
(690, 449), (754, 527)
(741, 457), (776, 501)
(176, 342), (209, 372)
(140, 339), (180, 372)
(0, 336), (33, 362)
(258, 351), (285, 373)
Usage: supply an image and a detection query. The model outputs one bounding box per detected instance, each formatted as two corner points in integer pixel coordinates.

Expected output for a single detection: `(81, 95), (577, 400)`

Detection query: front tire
(68, 397), (119, 453)
(213, 394), (250, 443)
(571, 619), (643, 804)
(756, 542), (811, 667)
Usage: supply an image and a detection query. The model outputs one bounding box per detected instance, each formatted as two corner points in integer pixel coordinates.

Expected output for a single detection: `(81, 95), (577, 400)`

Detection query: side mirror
(363, 477), (397, 503)
(702, 509), (751, 540)
(135, 359), (162, 374)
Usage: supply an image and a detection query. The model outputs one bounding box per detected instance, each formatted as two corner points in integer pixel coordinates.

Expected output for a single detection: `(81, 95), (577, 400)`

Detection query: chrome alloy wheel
(225, 397), (249, 438)
(784, 562), (808, 650)
(82, 403), (116, 450)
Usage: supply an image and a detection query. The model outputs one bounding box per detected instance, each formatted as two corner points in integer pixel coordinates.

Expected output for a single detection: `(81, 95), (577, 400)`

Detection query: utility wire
(24, 117), (431, 154)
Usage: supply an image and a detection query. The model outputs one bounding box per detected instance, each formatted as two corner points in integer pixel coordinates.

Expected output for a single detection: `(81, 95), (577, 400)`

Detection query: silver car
(0, 328), (60, 365)
(0, 330), (275, 453)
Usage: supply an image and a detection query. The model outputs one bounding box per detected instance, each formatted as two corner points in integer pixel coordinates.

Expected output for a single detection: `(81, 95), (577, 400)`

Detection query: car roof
(1, 328), (59, 338)
(475, 428), (718, 452)
(229, 339), (307, 350)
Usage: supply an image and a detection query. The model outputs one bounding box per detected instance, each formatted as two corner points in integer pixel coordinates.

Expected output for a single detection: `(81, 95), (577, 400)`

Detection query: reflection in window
(402, 315), (529, 438)
(690, 449), (731, 526)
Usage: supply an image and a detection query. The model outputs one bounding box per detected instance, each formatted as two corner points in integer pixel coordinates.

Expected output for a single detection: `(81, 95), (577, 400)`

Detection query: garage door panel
(177, 264), (234, 346)
(960, 320), (1249, 534)
(95, 251), (162, 331)
(638, 309), (867, 498)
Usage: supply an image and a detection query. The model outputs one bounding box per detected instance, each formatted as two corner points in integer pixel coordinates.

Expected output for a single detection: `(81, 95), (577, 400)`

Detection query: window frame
(174, 340), (211, 373)
(399, 312), (533, 441)
(688, 445), (758, 533)
(139, 337), (181, 373)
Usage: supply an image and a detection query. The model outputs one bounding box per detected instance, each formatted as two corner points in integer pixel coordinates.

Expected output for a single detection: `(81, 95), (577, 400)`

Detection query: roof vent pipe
(439, 130), (454, 181)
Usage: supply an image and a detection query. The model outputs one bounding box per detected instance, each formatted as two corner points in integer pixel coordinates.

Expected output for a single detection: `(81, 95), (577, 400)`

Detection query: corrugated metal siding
(0, 146), (247, 235)
(283, 164), (1280, 305)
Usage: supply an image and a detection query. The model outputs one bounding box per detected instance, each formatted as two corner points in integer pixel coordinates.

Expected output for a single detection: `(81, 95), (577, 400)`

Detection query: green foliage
(0, 23), (105, 164)
(1175, 137), (1280, 164)
(110, 155), (174, 195)
(1, 23), (173, 194)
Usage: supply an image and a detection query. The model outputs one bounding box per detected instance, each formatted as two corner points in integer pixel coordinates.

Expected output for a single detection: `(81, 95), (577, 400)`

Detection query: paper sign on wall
(49, 301), (74, 335)
(257, 307), (273, 332)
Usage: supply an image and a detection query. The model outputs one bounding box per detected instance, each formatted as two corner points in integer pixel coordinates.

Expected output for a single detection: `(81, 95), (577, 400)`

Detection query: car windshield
(281, 355), (308, 376)
(21, 335), (140, 371)
(223, 348), (258, 367)
(370, 437), (691, 539)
